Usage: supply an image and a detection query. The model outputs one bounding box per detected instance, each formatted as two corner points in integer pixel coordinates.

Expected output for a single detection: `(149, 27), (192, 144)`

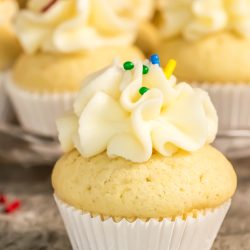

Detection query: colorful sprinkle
(150, 54), (160, 66)
(5, 200), (20, 214)
(139, 87), (150, 95)
(123, 61), (134, 70)
(164, 59), (177, 79)
(143, 65), (149, 75)
(41, 0), (58, 12)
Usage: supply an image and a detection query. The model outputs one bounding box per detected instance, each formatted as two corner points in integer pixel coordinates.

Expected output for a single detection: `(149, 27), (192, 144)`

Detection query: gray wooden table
(0, 156), (249, 250)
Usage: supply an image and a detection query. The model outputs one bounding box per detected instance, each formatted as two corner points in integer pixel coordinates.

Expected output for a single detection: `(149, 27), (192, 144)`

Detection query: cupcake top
(57, 56), (218, 162)
(15, 0), (154, 54)
(156, 1), (250, 82)
(158, 0), (250, 41)
(53, 56), (236, 219)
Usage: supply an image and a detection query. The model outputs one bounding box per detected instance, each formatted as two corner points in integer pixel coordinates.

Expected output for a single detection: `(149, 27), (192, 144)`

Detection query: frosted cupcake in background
(156, 0), (250, 131)
(0, 0), (21, 122)
(7, 0), (154, 137)
(52, 56), (237, 250)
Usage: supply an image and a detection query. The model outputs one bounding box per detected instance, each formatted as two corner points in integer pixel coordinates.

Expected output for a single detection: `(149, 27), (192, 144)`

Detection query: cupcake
(0, 0), (21, 122)
(52, 56), (237, 250)
(156, 0), (250, 131)
(6, 0), (154, 137)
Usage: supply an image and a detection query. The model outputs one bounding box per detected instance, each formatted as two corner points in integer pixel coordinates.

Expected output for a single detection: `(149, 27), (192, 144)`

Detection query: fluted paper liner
(192, 82), (250, 131)
(54, 195), (231, 250)
(6, 73), (76, 137)
(0, 72), (15, 122)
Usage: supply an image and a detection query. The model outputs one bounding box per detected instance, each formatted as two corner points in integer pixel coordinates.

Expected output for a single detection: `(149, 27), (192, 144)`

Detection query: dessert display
(0, 1), (245, 248)
(52, 56), (237, 250)
(0, 0), (21, 122)
(6, 0), (154, 136)
(156, 0), (250, 130)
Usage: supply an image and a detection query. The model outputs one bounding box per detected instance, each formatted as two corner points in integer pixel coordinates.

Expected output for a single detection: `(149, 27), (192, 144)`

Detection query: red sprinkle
(0, 195), (7, 204)
(41, 0), (58, 13)
(5, 200), (20, 214)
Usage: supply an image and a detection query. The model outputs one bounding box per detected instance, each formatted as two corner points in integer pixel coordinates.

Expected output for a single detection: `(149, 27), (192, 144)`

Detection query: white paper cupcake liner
(0, 71), (15, 122)
(54, 195), (231, 250)
(6, 73), (76, 137)
(192, 82), (250, 131)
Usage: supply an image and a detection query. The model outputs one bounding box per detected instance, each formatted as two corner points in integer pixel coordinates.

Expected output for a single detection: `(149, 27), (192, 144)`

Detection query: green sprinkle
(139, 87), (149, 95)
(123, 61), (134, 70)
(143, 65), (149, 75)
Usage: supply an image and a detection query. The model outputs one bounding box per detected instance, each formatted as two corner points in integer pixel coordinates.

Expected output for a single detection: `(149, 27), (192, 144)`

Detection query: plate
(0, 123), (61, 166)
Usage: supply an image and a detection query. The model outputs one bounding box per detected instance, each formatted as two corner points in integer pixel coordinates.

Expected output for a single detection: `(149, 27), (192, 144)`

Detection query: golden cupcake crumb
(12, 46), (144, 93)
(52, 145), (237, 220)
(157, 31), (250, 83)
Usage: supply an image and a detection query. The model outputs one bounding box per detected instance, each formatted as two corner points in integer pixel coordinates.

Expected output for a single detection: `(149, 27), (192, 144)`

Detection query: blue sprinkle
(150, 54), (160, 66)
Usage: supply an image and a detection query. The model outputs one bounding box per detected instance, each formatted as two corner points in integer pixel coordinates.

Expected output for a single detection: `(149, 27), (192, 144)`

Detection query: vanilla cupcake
(156, 0), (250, 131)
(52, 57), (237, 250)
(6, 0), (155, 136)
(0, 0), (21, 122)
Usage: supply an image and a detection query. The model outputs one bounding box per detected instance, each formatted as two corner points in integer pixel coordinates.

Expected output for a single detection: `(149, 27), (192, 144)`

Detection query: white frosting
(57, 60), (218, 163)
(0, 0), (18, 30)
(15, 0), (154, 53)
(160, 0), (250, 40)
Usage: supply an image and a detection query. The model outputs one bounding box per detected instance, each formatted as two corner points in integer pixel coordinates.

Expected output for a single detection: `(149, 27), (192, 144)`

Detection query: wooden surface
(0, 156), (249, 250)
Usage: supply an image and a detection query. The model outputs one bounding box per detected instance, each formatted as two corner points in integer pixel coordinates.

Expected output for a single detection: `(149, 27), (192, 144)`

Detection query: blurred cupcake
(156, 0), (250, 131)
(0, 0), (21, 122)
(52, 57), (237, 250)
(6, 0), (155, 136)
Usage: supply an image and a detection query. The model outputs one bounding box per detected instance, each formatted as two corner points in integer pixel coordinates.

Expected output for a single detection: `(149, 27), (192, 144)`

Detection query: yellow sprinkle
(164, 59), (177, 79)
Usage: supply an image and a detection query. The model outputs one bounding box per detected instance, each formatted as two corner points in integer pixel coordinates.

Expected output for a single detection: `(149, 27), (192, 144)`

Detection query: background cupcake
(52, 58), (237, 250)
(7, 0), (154, 137)
(156, 0), (250, 131)
(0, 0), (21, 122)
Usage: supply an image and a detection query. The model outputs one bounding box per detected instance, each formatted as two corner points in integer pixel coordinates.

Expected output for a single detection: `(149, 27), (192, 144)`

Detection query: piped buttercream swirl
(15, 0), (154, 53)
(159, 0), (250, 41)
(57, 59), (218, 163)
